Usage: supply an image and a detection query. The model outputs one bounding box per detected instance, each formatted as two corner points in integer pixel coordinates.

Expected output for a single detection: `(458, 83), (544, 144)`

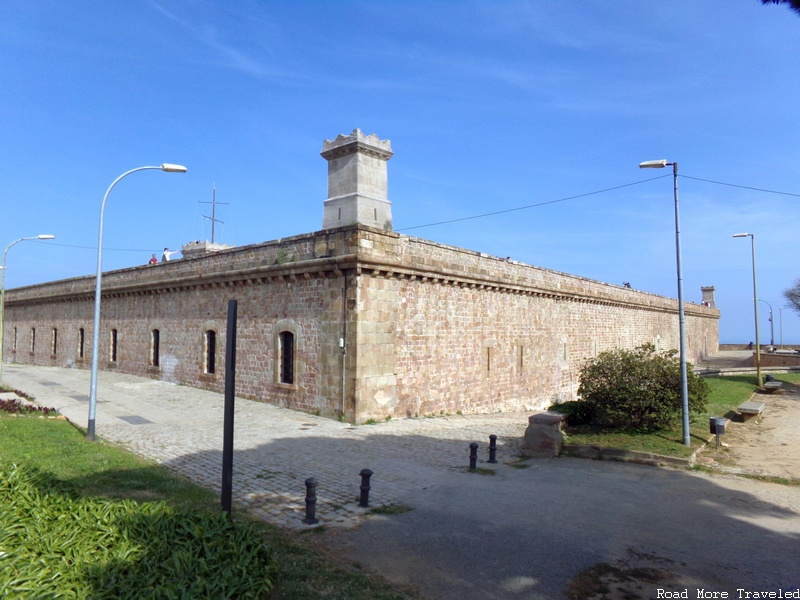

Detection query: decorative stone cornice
(320, 129), (393, 162)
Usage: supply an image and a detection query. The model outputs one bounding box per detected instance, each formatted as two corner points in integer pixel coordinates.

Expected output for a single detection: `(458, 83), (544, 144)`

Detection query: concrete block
(522, 412), (565, 458)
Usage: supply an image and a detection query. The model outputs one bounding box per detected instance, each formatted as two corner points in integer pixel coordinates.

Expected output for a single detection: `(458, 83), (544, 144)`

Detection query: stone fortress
(2, 130), (719, 423)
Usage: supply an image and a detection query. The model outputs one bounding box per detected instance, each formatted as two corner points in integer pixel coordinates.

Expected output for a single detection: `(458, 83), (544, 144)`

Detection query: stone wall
(348, 228), (719, 422)
(2, 224), (719, 423)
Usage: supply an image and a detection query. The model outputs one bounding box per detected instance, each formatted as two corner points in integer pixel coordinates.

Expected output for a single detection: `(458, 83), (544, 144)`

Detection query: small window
(279, 331), (294, 384)
(204, 330), (216, 374)
(518, 345), (525, 371)
(13, 327), (17, 353)
(30, 328), (36, 353)
(78, 328), (85, 359)
(151, 329), (160, 367)
(110, 329), (118, 363)
(51, 328), (58, 355)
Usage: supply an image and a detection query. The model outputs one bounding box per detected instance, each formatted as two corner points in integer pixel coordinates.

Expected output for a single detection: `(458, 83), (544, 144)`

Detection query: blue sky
(2, 1), (799, 345)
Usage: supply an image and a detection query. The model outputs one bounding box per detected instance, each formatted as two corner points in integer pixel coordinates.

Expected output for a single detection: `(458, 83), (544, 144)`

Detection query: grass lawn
(560, 373), (796, 458)
(0, 406), (418, 600)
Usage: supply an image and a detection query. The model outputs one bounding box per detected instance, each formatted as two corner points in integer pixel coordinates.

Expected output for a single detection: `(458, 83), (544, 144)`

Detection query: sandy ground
(697, 380), (800, 481)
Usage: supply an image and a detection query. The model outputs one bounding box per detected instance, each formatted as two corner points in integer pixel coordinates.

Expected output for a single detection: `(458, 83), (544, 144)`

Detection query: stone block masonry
(2, 129), (719, 423)
(2, 223), (719, 424)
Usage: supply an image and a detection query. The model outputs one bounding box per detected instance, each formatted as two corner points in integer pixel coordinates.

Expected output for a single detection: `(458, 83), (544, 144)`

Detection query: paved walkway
(2, 362), (529, 529)
(3, 354), (799, 597)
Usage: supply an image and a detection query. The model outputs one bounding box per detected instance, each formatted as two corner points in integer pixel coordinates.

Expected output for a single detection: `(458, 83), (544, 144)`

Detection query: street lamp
(733, 233), (762, 386)
(0, 235), (56, 383)
(758, 299), (774, 348)
(87, 164), (187, 441)
(639, 159), (690, 447)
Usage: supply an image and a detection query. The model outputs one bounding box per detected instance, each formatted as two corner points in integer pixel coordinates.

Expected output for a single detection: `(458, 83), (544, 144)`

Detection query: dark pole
(221, 299), (238, 515)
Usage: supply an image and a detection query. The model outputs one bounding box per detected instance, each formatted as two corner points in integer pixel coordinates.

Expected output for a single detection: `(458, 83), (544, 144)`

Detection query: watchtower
(321, 129), (393, 231)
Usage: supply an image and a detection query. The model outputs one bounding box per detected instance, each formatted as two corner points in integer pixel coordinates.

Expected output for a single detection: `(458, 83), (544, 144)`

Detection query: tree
(783, 279), (800, 314)
(576, 344), (709, 431)
(760, 0), (800, 15)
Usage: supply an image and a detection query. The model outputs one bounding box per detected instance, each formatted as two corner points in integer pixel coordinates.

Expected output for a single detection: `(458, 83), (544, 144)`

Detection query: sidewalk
(3, 358), (799, 598)
(2, 362), (529, 529)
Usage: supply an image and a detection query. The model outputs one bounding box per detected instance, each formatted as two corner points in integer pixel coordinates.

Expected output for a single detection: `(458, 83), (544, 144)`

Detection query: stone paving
(2, 363), (529, 529)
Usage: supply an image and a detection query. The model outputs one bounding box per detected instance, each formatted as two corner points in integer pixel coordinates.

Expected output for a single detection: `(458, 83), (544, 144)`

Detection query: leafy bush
(547, 400), (595, 426)
(576, 344), (709, 431)
(0, 398), (57, 415)
(0, 462), (277, 599)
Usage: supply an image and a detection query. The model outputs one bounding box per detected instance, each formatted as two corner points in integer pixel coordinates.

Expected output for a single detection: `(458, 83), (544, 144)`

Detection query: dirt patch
(565, 550), (724, 600)
(695, 380), (800, 482)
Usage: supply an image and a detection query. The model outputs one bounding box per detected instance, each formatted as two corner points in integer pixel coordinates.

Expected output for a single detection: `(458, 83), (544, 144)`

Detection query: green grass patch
(369, 504), (412, 515)
(561, 375), (762, 458)
(0, 412), (419, 600)
(468, 467), (496, 475)
(1, 463), (277, 599)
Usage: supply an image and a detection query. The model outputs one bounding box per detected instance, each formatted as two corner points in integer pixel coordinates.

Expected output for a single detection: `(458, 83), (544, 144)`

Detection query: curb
(559, 444), (698, 468)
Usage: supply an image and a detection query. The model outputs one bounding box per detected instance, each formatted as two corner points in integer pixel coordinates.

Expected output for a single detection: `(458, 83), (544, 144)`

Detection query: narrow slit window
(279, 331), (294, 384)
(110, 329), (118, 363)
(13, 327), (17, 352)
(151, 329), (160, 367)
(30, 328), (36, 353)
(205, 330), (216, 374)
(51, 328), (58, 355)
(78, 328), (85, 359)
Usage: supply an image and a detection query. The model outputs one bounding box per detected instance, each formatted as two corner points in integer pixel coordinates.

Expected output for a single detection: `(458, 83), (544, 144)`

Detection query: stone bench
(762, 381), (783, 394)
(522, 412), (566, 458)
(738, 400), (766, 420)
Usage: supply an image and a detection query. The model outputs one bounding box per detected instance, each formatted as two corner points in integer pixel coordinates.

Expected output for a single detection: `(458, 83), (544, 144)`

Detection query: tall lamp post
(87, 164), (187, 441)
(733, 233), (762, 386)
(758, 299), (774, 348)
(1, 235), (56, 383)
(639, 159), (690, 447)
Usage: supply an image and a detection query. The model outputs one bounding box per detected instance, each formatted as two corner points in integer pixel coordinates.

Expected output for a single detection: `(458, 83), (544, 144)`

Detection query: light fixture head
(732, 233), (752, 238)
(161, 163), (188, 173)
(639, 159), (669, 169)
(37, 234), (55, 240)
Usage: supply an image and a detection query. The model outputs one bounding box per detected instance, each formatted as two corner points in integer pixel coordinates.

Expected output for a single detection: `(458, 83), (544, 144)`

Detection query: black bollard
(469, 442), (479, 470)
(359, 469), (373, 508)
(303, 478), (319, 524)
(488, 434), (498, 463)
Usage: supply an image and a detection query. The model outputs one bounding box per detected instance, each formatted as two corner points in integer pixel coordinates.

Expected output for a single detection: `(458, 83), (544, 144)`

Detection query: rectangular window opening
(205, 330), (216, 374)
(151, 329), (160, 367)
(279, 331), (294, 384)
(110, 329), (118, 363)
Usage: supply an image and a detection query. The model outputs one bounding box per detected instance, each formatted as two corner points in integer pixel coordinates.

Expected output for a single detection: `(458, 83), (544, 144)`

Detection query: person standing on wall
(162, 247), (179, 262)
(149, 254), (158, 264)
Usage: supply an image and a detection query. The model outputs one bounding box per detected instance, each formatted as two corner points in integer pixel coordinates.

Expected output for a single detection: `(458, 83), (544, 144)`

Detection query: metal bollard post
(469, 442), (479, 470)
(488, 434), (498, 463)
(359, 469), (373, 508)
(303, 478), (319, 524)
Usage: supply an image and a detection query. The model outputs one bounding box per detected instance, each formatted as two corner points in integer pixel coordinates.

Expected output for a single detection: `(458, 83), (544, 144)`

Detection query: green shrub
(0, 398), (57, 415)
(0, 462), (277, 599)
(547, 400), (595, 426)
(576, 344), (709, 431)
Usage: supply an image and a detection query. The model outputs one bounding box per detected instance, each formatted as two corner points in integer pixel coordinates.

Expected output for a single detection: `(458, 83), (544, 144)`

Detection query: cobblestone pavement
(3, 363), (529, 529)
